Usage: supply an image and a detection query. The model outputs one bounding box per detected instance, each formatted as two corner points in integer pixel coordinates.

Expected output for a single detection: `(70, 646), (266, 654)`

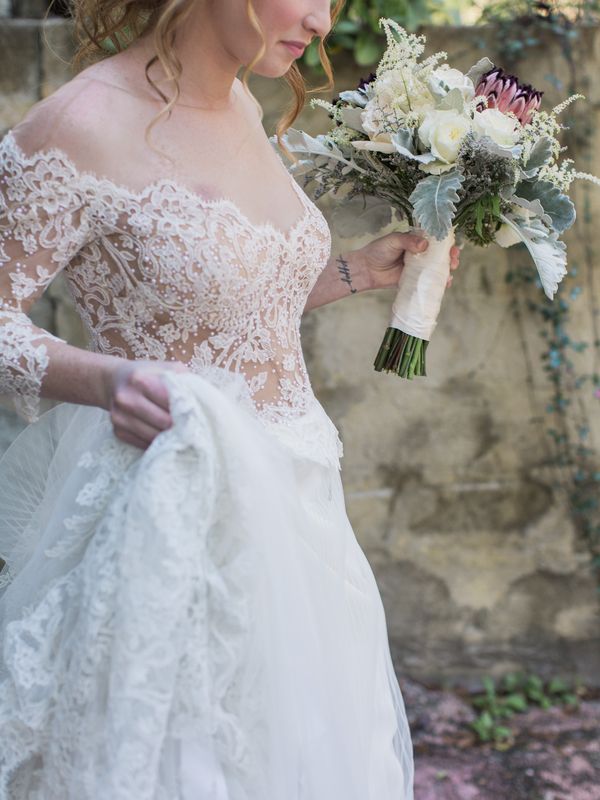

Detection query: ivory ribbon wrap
(390, 226), (456, 341)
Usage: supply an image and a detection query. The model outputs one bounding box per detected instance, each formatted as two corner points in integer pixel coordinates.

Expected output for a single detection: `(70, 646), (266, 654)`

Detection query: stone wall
(1, 10), (599, 686)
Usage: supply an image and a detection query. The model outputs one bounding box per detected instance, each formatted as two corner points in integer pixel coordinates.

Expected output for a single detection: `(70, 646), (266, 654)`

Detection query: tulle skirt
(0, 369), (414, 799)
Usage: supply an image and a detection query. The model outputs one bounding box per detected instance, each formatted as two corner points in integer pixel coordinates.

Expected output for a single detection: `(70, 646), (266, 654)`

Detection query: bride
(0, 0), (461, 797)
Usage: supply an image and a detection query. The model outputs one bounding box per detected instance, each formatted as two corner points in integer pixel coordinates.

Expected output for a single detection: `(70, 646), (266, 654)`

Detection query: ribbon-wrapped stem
(373, 226), (456, 378)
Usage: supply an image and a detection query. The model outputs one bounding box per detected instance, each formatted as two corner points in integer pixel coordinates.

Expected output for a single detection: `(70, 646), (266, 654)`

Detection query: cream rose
(418, 109), (472, 164)
(472, 108), (520, 148)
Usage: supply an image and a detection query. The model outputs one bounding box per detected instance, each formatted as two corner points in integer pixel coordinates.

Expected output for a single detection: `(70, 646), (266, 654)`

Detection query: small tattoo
(336, 254), (357, 294)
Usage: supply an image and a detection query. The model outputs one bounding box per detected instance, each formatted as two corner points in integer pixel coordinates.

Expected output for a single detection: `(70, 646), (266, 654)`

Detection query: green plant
(303, 0), (470, 69)
(475, 0), (600, 69)
(470, 672), (583, 747)
(494, 1), (600, 588)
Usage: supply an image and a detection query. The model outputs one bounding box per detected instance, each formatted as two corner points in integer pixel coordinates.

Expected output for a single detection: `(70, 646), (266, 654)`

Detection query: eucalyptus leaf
(330, 193), (393, 238)
(409, 171), (465, 240)
(515, 179), (576, 233)
(466, 57), (495, 90)
(499, 212), (567, 299)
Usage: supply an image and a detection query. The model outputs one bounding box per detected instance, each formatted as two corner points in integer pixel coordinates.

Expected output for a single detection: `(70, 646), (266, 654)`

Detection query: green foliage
(306, 1), (600, 71)
(506, 249), (600, 587)
(454, 193), (505, 244)
(476, 0), (600, 69)
(470, 672), (584, 747)
(303, 0), (467, 69)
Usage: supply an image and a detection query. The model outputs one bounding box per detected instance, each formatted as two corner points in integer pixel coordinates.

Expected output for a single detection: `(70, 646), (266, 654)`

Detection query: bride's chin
(247, 55), (297, 79)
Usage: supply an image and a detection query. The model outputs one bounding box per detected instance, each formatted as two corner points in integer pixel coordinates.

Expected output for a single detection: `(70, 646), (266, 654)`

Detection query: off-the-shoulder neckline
(1, 129), (318, 244)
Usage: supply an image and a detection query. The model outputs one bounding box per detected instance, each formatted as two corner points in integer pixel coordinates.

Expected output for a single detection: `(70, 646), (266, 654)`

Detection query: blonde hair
(60, 0), (345, 157)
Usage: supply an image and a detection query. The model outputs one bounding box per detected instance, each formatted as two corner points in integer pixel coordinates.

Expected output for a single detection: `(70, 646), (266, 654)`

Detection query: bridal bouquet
(278, 18), (600, 378)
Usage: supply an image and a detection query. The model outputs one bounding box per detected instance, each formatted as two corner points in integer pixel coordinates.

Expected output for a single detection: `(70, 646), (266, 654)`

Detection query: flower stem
(373, 327), (428, 378)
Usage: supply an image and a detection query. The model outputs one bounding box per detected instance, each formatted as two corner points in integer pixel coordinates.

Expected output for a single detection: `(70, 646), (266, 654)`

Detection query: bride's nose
(303, 1), (332, 40)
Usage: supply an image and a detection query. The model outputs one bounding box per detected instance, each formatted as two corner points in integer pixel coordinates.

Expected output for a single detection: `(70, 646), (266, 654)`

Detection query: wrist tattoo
(336, 254), (357, 294)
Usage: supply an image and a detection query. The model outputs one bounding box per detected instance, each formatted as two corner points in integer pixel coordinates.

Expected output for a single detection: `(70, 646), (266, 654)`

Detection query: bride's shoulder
(5, 57), (171, 181)
(5, 69), (117, 165)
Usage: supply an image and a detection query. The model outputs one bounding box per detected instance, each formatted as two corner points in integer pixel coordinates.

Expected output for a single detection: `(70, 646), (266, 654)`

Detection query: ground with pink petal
(401, 679), (600, 800)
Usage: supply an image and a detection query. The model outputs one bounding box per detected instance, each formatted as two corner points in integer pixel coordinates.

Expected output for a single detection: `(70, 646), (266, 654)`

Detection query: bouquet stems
(373, 328), (428, 378)
(373, 226), (456, 379)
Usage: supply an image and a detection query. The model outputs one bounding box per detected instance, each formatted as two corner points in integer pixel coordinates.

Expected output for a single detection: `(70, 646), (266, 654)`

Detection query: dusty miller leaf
(337, 89), (369, 108)
(409, 171), (465, 240)
(499, 212), (567, 299)
(339, 107), (366, 133)
(515, 179), (576, 234)
(438, 88), (465, 113)
(522, 136), (553, 177)
(466, 57), (495, 90)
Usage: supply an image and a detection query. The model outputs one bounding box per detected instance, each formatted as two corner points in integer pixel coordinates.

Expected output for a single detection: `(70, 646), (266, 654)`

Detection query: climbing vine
(493, 1), (600, 587)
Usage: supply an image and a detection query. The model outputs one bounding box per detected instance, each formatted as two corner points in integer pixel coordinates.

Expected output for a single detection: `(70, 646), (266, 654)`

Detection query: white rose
(429, 66), (475, 101)
(472, 108), (520, 148)
(418, 109), (472, 164)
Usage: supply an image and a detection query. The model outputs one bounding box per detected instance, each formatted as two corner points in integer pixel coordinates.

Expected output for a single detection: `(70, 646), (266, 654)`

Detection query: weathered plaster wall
(1, 11), (598, 686)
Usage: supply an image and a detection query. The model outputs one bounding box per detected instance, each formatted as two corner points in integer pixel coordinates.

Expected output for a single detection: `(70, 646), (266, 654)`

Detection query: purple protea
(475, 67), (543, 126)
(357, 72), (376, 91)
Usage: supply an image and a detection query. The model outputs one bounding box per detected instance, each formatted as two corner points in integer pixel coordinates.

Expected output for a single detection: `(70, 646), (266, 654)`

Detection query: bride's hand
(104, 359), (191, 450)
(349, 231), (462, 292)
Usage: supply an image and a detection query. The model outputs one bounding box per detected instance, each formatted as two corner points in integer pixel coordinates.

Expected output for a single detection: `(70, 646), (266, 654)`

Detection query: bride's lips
(281, 41), (306, 58)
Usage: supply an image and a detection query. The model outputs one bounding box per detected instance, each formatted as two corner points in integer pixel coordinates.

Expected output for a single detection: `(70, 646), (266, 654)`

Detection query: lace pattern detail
(0, 386), (265, 798)
(0, 311), (63, 423)
(0, 139), (92, 421)
(0, 131), (334, 439)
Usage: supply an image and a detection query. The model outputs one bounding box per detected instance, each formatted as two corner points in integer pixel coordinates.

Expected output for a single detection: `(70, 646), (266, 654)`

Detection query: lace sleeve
(0, 131), (92, 424)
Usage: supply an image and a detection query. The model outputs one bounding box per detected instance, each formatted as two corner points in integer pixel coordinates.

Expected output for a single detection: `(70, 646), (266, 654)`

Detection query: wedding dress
(0, 103), (414, 799)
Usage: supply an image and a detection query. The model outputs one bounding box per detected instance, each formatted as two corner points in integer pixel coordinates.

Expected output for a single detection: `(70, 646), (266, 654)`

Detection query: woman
(0, 1), (461, 797)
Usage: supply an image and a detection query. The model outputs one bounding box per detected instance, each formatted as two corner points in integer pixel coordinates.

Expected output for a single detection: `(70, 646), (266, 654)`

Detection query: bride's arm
(303, 232), (462, 314)
(303, 249), (368, 314)
(303, 231), (429, 314)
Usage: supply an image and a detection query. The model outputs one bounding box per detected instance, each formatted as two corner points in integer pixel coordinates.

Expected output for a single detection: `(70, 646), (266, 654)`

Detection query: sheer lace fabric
(0, 124), (332, 429)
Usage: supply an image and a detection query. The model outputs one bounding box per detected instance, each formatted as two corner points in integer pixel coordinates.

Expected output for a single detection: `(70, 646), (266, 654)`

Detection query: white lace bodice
(0, 128), (333, 429)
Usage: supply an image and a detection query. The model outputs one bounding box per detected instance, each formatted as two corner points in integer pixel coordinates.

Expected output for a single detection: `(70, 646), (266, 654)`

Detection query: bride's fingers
(450, 245), (460, 270)
(113, 426), (151, 451)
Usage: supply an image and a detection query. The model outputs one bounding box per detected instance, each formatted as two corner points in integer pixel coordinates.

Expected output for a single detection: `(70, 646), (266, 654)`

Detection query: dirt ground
(400, 678), (600, 800)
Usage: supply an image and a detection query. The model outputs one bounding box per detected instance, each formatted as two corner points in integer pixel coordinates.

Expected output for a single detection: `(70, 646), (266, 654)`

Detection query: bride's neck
(128, 17), (240, 111)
